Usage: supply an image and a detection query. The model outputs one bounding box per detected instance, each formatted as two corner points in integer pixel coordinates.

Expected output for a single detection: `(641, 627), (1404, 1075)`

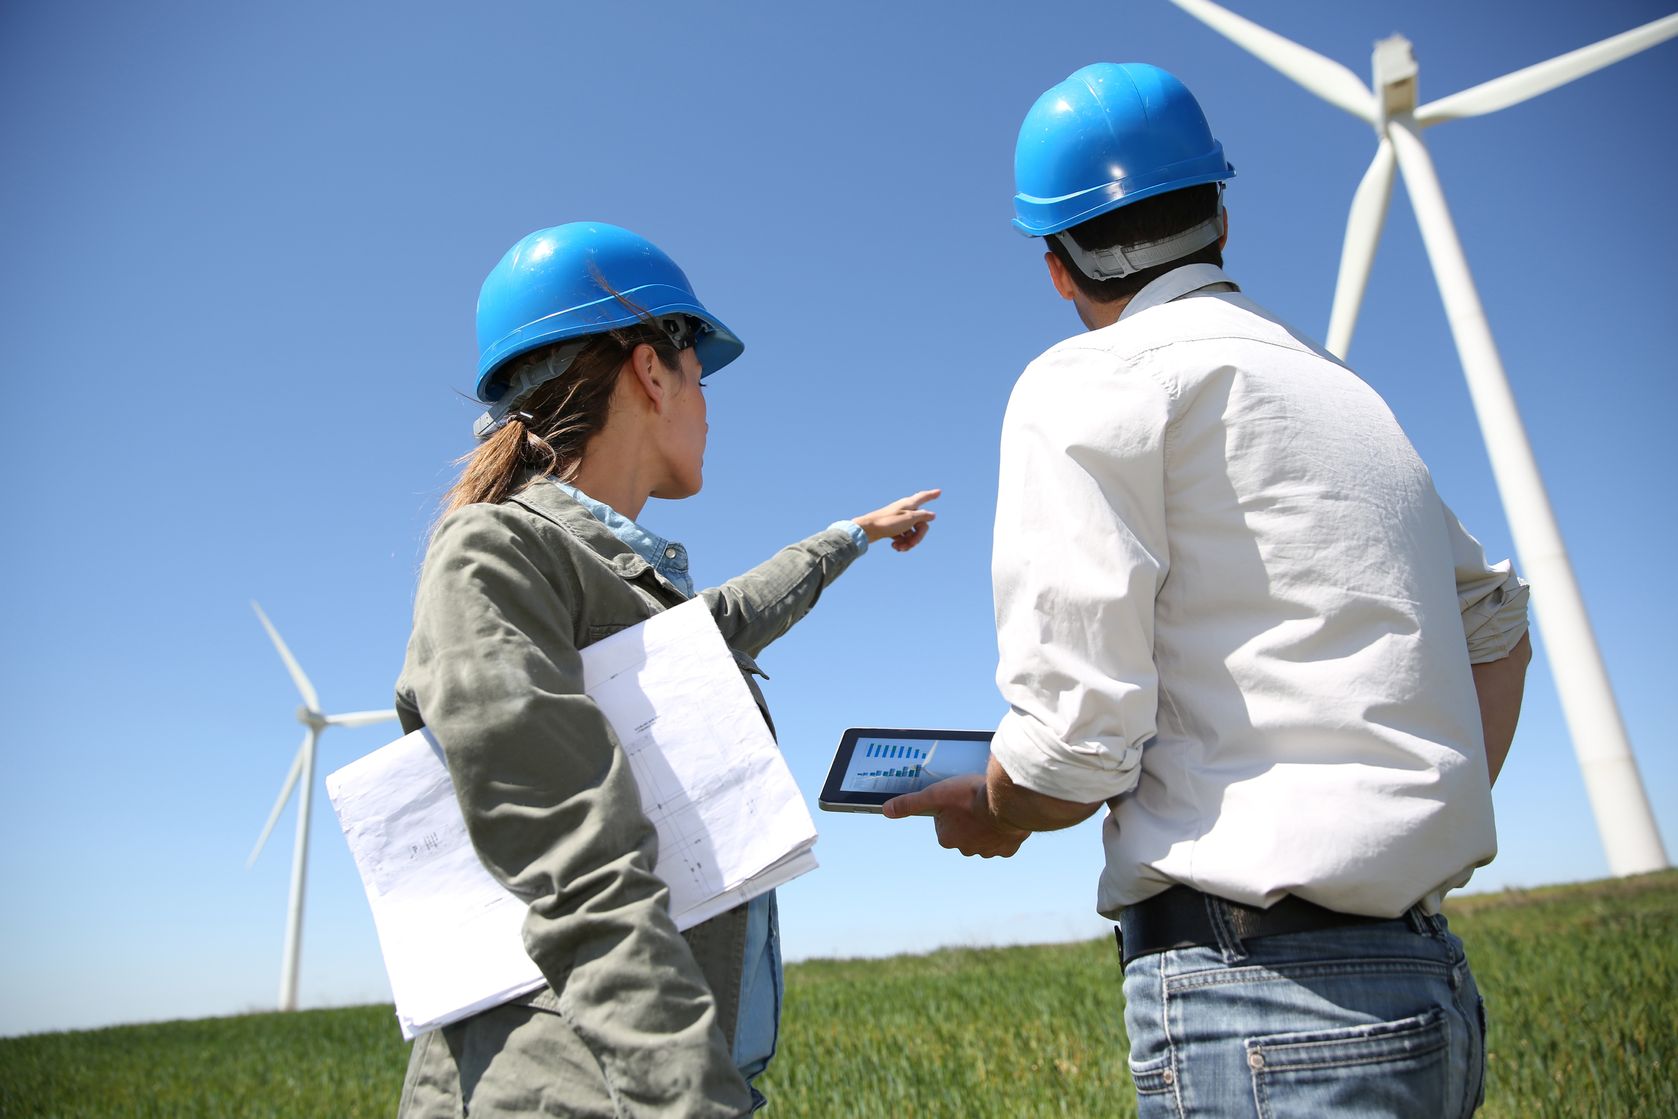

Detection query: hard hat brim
(1012, 154), (1235, 238)
(475, 283), (744, 403)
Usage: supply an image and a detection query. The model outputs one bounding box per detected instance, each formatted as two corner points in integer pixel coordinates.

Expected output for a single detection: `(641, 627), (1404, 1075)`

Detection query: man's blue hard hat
(1012, 63), (1234, 237)
(474, 222), (743, 405)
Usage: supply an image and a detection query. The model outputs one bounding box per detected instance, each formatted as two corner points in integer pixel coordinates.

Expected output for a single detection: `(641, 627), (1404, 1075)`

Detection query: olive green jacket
(394, 479), (861, 1117)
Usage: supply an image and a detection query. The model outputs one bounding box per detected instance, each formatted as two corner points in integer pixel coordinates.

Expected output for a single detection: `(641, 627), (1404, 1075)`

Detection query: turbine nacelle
(1373, 36), (1418, 126)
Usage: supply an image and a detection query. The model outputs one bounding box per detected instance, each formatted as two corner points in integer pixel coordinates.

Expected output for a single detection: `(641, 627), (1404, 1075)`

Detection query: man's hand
(882, 773), (1030, 858)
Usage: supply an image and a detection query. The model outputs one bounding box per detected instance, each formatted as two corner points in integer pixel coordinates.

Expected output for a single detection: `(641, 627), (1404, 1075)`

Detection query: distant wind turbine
(1168, 0), (1675, 876)
(247, 601), (397, 1011)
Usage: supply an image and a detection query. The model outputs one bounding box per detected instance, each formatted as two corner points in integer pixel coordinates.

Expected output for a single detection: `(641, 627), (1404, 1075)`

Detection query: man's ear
(1044, 249), (1079, 302)
(1219, 206), (1229, 251)
(627, 343), (669, 413)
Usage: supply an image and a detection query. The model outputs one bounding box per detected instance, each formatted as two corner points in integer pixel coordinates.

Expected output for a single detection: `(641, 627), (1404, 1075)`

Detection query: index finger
(903, 488), (942, 509)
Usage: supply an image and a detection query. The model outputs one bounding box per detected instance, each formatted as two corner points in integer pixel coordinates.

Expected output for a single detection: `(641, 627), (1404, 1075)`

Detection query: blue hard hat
(1012, 63), (1234, 237)
(474, 222), (744, 405)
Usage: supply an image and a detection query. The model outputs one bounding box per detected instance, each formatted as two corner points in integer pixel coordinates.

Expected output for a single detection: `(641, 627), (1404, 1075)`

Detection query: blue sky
(2, 0), (1673, 1038)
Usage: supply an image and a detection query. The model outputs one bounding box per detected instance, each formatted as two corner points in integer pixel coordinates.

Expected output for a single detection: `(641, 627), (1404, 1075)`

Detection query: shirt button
(1161, 1068), (1175, 1085)
(664, 547), (677, 559)
(1248, 1052), (1265, 1070)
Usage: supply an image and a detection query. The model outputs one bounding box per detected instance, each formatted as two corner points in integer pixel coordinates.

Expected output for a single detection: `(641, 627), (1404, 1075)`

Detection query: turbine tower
(247, 601), (397, 1011)
(1168, 0), (1675, 876)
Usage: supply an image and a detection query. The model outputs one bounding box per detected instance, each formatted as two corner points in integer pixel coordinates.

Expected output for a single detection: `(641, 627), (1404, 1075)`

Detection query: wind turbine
(247, 601), (397, 1011)
(1168, 0), (1675, 877)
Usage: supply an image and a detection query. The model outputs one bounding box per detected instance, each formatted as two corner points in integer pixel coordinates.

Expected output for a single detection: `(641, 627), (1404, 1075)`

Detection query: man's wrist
(985, 760), (1104, 833)
(977, 775), (1034, 838)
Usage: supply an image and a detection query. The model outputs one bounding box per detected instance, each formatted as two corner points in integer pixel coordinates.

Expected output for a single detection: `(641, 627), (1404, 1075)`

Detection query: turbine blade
(1325, 138), (1397, 359)
(1168, 0), (1376, 123)
(251, 601), (320, 712)
(325, 709), (400, 728)
(246, 737), (307, 868)
(1417, 12), (1678, 125)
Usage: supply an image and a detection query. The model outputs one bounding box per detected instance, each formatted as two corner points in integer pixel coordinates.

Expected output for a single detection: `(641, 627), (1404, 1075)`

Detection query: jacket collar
(506, 477), (658, 583)
(506, 476), (698, 603)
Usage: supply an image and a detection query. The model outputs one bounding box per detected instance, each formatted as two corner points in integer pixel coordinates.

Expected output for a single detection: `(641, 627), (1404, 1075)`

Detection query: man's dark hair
(1047, 183), (1223, 303)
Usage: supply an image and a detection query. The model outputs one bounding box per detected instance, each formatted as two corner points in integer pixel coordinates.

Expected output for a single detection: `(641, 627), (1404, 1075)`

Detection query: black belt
(1116, 886), (1401, 967)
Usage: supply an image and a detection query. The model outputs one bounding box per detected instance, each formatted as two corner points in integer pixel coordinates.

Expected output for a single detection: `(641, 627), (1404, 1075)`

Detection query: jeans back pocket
(1246, 1007), (1449, 1119)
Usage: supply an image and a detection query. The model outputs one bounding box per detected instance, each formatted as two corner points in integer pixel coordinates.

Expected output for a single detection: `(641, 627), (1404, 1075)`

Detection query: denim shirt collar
(543, 479), (694, 598)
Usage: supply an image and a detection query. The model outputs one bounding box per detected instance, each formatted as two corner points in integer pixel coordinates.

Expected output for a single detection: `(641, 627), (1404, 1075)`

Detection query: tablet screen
(818, 727), (993, 812)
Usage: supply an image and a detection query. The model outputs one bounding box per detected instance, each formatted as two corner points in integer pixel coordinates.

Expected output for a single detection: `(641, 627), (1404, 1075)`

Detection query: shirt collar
(544, 479), (694, 598)
(1119, 263), (1240, 322)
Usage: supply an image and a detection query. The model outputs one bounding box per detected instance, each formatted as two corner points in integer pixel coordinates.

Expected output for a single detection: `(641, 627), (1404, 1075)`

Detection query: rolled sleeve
(1443, 504), (1531, 663)
(992, 708), (1144, 804)
(990, 346), (1170, 804)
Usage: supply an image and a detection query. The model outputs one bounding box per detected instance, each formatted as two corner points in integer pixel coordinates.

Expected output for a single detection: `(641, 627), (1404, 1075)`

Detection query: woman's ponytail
(437, 322), (679, 520)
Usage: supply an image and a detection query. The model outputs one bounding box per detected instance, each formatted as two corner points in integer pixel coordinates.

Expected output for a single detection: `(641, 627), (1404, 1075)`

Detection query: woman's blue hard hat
(1013, 63), (1235, 237)
(474, 222), (744, 405)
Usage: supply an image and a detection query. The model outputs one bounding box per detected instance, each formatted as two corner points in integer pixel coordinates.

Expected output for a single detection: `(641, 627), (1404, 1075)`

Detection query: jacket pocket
(729, 649), (777, 738)
(731, 649), (770, 680)
(515, 985), (565, 1015)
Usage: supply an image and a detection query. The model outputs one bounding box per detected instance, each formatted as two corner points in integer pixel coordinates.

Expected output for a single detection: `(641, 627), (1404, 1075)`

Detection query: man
(884, 63), (1531, 1117)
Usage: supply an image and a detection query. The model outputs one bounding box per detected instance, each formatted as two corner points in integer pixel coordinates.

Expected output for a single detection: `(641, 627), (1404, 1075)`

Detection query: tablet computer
(818, 727), (994, 813)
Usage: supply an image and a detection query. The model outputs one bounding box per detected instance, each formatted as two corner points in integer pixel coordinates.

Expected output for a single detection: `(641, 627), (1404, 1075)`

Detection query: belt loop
(1404, 905), (1439, 938)
(1205, 895), (1249, 963)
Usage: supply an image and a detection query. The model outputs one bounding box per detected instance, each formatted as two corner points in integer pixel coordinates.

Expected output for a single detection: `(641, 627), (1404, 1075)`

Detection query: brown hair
(1047, 183), (1223, 303)
(439, 323), (681, 517)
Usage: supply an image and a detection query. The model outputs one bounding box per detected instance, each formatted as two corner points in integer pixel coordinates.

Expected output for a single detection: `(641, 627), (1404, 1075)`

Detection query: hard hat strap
(1052, 207), (1226, 282)
(474, 317), (715, 438)
(473, 340), (590, 441)
(658, 314), (708, 351)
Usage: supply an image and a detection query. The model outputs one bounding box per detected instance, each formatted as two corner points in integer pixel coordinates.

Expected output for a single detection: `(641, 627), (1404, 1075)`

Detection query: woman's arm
(703, 489), (939, 657)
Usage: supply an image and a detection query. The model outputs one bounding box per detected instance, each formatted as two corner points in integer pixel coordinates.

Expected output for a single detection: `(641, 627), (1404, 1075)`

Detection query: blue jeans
(1122, 911), (1486, 1118)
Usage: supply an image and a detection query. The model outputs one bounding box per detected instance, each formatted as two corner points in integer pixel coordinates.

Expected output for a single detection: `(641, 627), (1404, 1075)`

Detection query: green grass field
(3, 872), (1672, 1118)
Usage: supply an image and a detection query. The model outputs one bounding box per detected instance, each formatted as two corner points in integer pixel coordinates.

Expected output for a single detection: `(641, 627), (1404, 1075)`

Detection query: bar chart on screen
(847, 739), (929, 794)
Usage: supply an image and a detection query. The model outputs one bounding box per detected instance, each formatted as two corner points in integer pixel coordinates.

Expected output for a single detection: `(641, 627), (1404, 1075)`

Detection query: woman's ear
(627, 342), (669, 413)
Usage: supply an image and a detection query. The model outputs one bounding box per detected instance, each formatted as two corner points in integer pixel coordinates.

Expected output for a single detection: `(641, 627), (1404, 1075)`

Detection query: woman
(394, 222), (937, 1117)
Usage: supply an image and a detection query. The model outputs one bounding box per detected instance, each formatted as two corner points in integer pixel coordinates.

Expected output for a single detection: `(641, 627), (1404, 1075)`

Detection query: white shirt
(991, 264), (1529, 919)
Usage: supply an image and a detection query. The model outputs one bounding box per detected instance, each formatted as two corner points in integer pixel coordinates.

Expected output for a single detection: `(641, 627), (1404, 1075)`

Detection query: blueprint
(326, 598), (819, 1038)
